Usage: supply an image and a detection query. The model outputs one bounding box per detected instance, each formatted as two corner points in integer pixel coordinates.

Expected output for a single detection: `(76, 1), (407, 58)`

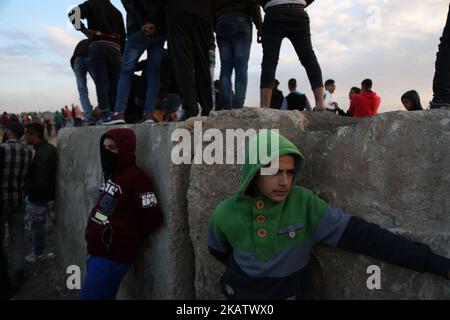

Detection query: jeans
(89, 42), (122, 117)
(1, 207), (25, 276)
(432, 4), (450, 105)
(260, 5), (323, 90)
(79, 256), (131, 300)
(25, 198), (48, 257)
(216, 16), (253, 109)
(115, 31), (164, 115)
(167, 12), (213, 118)
(72, 57), (93, 121)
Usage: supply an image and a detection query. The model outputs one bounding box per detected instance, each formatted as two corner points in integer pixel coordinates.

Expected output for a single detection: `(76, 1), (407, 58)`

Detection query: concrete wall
(56, 123), (194, 299)
(56, 109), (450, 299)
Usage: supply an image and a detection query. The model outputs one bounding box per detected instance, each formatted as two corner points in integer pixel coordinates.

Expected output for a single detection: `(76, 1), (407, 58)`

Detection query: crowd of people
(1, 122), (57, 299)
(63, 0), (450, 128)
(1, 0), (450, 301)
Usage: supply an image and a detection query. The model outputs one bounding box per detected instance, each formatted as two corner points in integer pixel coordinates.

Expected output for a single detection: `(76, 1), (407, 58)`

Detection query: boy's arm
(313, 206), (450, 279)
(207, 218), (232, 265)
(337, 216), (450, 279)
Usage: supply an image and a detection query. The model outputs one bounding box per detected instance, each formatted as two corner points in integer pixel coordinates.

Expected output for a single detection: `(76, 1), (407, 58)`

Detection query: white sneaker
(175, 108), (187, 121)
(25, 252), (56, 264)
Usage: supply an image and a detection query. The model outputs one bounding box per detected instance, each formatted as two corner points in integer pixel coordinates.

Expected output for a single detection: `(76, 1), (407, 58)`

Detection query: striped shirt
(0, 140), (33, 209)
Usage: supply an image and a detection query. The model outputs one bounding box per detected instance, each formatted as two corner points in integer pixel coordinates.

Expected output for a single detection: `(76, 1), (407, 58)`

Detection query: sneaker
(102, 113), (126, 125)
(96, 113), (112, 125)
(152, 110), (166, 123)
(25, 252), (56, 264)
(84, 119), (97, 126)
(142, 112), (156, 124)
(171, 108), (187, 122)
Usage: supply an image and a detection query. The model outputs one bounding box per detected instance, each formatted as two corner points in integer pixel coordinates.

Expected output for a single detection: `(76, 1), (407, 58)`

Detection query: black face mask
(101, 147), (119, 179)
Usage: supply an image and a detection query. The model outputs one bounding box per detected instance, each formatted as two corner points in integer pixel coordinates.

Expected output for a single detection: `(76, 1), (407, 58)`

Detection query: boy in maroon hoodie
(80, 128), (163, 300)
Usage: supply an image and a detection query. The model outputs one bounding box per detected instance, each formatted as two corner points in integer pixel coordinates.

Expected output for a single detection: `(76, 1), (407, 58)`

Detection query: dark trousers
(89, 42), (122, 116)
(167, 12), (213, 118)
(432, 4), (450, 105)
(260, 4), (323, 90)
(0, 213), (12, 299)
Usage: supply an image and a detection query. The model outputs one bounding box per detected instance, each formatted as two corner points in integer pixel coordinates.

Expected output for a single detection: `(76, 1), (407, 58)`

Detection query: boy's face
(24, 130), (38, 145)
(402, 98), (414, 111)
(103, 138), (119, 154)
(255, 155), (296, 203)
(326, 83), (336, 94)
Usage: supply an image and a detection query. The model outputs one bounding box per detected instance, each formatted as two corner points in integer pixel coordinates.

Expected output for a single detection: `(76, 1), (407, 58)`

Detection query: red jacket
(85, 129), (163, 263)
(349, 91), (381, 117)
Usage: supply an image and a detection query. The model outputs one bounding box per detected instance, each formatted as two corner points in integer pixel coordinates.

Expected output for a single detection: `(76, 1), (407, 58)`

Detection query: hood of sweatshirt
(100, 128), (136, 176)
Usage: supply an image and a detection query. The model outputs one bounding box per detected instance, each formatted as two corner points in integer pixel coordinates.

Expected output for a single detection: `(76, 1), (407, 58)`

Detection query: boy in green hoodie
(208, 130), (450, 300)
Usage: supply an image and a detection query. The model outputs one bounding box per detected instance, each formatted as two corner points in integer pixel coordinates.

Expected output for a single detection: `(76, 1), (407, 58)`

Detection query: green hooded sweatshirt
(208, 130), (352, 299)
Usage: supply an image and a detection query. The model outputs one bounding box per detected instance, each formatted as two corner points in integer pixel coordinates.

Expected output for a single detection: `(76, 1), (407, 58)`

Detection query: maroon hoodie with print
(85, 128), (163, 263)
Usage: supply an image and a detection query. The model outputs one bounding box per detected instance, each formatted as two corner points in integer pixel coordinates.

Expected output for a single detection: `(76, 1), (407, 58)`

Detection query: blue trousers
(79, 256), (131, 300)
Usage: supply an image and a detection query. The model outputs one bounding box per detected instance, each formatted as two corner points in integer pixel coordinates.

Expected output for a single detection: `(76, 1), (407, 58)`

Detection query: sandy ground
(7, 222), (79, 300)
(4, 131), (79, 300)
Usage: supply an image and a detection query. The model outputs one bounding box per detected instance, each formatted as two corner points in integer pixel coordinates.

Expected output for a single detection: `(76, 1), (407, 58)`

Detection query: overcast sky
(0, 0), (448, 114)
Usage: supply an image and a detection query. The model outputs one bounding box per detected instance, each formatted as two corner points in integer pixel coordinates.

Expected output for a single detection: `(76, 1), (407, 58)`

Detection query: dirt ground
(10, 231), (79, 300)
(2, 127), (80, 300)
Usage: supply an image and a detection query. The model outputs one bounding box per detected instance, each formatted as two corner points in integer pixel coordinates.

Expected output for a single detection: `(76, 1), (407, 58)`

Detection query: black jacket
(270, 88), (284, 109)
(76, 0), (126, 49)
(166, 0), (212, 19)
(286, 92), (308, 111)
(26, 140), (57, 202)
(213, 0), (262, 29)
(121, 0), (167, 35)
